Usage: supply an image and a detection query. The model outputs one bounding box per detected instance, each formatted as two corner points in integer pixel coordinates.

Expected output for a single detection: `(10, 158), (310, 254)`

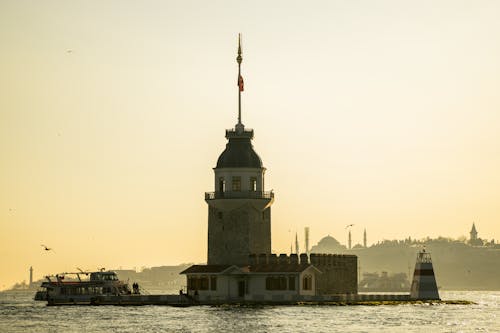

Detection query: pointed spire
(236, 33), (244, 130)
(237, 33), (242, 64)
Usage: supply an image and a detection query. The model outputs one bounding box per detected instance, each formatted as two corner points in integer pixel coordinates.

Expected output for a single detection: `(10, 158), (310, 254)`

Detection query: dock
(86, 293), (473, 306)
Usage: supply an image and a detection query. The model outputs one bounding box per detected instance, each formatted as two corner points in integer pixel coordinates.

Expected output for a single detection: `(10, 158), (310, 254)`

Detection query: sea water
(0, 291), (498, 332)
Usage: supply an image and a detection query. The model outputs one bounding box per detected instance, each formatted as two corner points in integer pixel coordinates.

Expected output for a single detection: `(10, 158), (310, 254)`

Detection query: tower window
(218, 212), (223, 219)
(232, 177), (241, 192)
(219, 178), (225, 193)
(250, 177), (257, 191)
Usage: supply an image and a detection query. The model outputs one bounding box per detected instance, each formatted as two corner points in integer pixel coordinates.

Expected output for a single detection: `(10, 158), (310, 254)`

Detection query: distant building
(310, 235), (347, 253)
(359, 271), (410, 292)
(469, 223), (483, 246)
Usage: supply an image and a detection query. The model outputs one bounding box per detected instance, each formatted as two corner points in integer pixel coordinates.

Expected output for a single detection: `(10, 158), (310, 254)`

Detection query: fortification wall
(247, 252), (358, 295)
(310, 253), (357, 295)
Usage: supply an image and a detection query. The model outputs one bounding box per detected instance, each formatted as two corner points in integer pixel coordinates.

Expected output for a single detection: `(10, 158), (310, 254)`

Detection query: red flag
(238, 74), (244, 92)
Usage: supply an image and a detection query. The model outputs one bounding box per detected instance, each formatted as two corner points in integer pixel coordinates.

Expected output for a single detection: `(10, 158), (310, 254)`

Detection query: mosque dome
(310, 235), (347, 253)
(216, 133), (263, 168)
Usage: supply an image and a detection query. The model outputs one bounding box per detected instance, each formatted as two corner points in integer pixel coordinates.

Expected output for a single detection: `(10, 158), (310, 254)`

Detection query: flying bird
(345, 224), (355, 229)
(41, 244), (55, 253)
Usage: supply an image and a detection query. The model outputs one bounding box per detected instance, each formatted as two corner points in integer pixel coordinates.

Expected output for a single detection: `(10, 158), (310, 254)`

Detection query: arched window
(302, 274), (312, 290)
(250, 177), (257, 191)
(219, 177), (225, 193)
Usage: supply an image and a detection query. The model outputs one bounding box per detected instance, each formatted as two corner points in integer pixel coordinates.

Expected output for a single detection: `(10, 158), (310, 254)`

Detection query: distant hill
(114, 264), (192, 293)
(9, 237), (499, 292)
(311, 236), (500, 290)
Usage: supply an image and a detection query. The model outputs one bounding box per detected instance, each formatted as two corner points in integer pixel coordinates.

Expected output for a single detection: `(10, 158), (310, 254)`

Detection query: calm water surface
(0, 291), (498, 332)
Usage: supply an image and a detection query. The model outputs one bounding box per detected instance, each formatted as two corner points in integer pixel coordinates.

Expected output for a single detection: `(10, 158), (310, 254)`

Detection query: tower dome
(216, 129), (263, 168)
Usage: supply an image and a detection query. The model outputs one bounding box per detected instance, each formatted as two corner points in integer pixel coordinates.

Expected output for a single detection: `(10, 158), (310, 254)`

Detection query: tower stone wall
(207, 204), (271, 265)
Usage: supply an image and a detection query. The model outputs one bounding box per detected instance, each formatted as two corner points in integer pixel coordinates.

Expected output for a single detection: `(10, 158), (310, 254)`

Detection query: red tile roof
(248, 263), (314, 273)
(179, 265), (232, 274)
(180, 263), (318, 274)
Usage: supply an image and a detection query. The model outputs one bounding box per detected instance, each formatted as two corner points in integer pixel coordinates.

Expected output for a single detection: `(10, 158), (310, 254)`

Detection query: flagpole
(237, 33), (242, 126)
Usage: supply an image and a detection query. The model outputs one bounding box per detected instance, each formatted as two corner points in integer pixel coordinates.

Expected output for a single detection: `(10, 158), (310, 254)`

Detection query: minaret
(29, 266), (33, 287)
(348, 230), (352, 249)
(295, 232), (300, 254)
(205, 34), (274, 266)
(363, 228), (367, 248)
(304, 227), (310, 255)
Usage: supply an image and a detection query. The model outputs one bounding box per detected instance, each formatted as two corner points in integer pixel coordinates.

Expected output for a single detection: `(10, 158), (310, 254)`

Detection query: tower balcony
(205, 190), (274, 200)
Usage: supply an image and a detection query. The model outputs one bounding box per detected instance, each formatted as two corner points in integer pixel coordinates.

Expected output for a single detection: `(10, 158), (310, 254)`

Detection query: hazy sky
(1, 0), (500, 289)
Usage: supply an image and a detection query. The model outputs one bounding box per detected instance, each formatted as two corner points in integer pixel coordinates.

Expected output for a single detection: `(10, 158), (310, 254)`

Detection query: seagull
(345, 224), (355, 229)
(41, 244), (55, 253)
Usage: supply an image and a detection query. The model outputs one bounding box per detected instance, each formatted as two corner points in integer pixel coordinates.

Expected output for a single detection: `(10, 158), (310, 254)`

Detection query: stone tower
(205, 35), (274, 266)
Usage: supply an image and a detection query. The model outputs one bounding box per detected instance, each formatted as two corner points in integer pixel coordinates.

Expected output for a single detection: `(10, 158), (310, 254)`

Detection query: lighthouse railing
(205, 191), (274, 200)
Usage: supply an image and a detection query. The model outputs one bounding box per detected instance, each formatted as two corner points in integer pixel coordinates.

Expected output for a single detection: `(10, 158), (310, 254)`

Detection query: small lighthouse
(410, 249), (440, 300)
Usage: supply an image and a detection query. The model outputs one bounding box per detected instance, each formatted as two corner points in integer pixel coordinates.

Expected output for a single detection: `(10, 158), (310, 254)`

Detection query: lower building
(180, 253), (357, 302)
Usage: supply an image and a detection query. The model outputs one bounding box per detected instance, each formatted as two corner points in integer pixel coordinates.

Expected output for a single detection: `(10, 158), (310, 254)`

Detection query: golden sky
(1, 0), (499, 289)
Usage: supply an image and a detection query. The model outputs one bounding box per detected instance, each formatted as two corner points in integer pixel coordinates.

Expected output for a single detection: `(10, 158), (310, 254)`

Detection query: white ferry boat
(34, 270), (135, 305)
